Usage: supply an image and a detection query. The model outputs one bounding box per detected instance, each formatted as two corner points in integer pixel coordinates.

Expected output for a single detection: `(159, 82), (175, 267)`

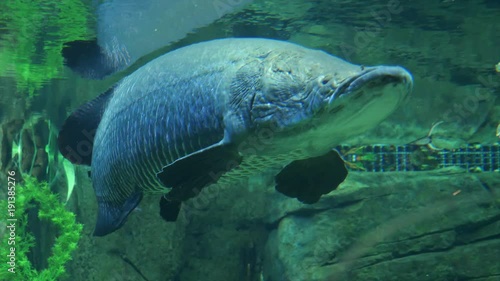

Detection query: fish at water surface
(58, 38), (413, 236)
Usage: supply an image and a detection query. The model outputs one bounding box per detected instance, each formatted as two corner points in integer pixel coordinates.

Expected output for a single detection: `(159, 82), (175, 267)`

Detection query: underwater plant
(0, 0), (93, 96)
(0, 177), (82, 281)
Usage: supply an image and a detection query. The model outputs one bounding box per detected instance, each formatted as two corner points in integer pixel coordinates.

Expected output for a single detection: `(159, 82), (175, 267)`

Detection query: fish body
(58, 38), (413, 236)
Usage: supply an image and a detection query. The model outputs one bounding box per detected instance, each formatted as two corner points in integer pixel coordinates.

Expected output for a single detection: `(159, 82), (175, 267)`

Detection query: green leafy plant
(0, 177), (83, 281)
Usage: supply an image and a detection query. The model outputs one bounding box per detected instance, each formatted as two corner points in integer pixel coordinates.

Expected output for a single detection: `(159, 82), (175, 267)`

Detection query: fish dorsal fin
(57, 87), (114, 165)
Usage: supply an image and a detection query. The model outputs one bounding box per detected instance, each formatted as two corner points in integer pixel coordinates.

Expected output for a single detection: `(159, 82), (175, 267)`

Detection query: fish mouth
(328, 66), (413, 104)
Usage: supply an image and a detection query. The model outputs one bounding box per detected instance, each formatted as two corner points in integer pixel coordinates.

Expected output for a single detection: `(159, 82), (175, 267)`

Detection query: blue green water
(0, 1), (499, 280)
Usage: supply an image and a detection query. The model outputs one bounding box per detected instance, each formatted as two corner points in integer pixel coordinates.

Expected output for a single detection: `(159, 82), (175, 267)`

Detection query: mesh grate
(335, 143), (500, 172)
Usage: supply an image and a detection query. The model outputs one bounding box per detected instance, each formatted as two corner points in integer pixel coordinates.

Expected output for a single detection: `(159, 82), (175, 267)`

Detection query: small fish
(58, 38), (413, 236)
(409, 121), (444, 150)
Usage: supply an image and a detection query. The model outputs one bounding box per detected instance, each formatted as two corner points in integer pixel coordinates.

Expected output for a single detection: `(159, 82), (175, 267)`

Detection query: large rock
(262, 170), (500, 281)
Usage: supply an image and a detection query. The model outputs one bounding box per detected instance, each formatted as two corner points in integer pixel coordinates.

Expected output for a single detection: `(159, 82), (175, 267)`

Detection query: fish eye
(320, 75), (332, 85)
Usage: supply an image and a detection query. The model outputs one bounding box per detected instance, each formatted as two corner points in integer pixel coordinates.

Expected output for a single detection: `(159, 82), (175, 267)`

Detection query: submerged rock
(262, 170), (500, 281)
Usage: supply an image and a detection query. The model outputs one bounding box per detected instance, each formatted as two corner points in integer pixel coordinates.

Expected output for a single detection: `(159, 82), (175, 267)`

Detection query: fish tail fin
(93, 191), (143, 236)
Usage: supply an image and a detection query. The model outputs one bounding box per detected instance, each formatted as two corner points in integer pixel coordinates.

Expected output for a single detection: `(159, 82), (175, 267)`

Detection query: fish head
(249, 49), (413, 155)
(319, 64), (413, 137)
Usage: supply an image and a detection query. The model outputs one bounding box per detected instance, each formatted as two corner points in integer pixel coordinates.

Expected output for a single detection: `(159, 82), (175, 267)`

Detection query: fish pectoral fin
(157, 143), (242, 201)
(159, 196), (182, 222)
(93, 191), (143, 236)
(275, 149), (348, 204)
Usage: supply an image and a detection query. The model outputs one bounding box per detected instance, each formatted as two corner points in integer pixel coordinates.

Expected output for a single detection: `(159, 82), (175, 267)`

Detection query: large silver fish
(58, 38), (413, 236)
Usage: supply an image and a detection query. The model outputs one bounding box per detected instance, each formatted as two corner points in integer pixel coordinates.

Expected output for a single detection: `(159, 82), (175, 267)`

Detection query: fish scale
(93, 70), (229, 203)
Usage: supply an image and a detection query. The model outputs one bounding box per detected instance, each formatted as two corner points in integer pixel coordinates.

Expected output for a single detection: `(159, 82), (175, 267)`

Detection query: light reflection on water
(0, 0), (94, 97)
(0, 0), (498, 97)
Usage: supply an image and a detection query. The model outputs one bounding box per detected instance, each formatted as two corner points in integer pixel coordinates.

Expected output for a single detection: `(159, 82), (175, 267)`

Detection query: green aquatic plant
(0, 177), (82, 281)
(0, 0), (94, 96)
